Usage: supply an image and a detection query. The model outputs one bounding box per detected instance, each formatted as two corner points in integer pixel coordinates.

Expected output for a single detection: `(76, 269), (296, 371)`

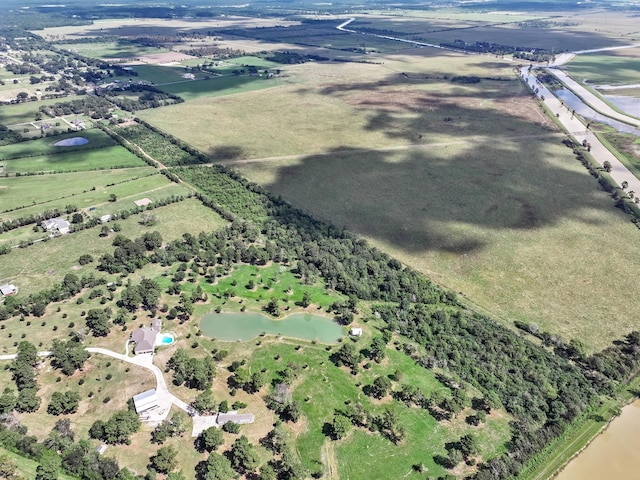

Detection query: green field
(181, 263), (341, 311)
(567, 54), (640, 85)
(139, 55), (551, 160)
(234, 137), (639, 352)
(0, 128), (117, 160)
(159, 74), (279, 101)
(59, 41), (169, 59)
(0, 167), (157, 218)
(123, 64), (194, 85)
(2, 145), (147, 174)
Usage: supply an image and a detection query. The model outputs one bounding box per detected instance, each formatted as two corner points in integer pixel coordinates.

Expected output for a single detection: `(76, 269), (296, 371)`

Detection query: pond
(54, 137), (89, 147)
(199, 312), (344, 343)
(556, 399), (640, 480)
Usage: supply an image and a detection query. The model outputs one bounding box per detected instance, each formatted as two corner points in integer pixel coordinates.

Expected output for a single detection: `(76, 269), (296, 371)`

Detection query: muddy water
(556, 399), (640, 480)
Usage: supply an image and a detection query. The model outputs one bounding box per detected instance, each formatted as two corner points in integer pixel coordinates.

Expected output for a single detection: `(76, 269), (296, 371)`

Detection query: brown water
(556, 399), (640, 480)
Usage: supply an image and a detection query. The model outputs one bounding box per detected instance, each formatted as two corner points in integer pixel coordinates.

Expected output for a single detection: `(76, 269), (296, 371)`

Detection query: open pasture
(0, 167), (156, 219)
(2, 146), (146, 174)
(0, 128), (116, 160)
(234, 136), (639, 352)
(567, 54), (640, 86)
(119, 63), (194, 85)
(246, 339), (510, 479)
(139, 53), (553, 160)
(360, 9), (542, 22)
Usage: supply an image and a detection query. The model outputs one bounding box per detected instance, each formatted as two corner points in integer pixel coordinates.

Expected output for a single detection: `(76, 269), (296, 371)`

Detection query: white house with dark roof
(130, 319), (162, 355)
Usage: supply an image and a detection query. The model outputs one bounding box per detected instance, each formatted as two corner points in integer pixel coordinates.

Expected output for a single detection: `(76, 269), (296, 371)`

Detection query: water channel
(555, 399), (640, 480)
(199, 311), (344, 343)
(554, 88), (640, 136)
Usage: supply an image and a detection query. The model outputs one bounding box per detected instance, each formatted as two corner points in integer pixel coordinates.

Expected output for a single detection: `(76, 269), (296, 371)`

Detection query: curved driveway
(86, 347), (192, 419)
(0, 347), (193, 424)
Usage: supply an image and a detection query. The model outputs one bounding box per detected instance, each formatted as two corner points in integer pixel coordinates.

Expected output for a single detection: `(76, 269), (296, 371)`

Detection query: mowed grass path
(235, 138), (640, 351)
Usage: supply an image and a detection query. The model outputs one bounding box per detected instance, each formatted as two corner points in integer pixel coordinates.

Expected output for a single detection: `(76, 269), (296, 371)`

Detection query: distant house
(99, 214), (112, 223)
(0, 284), (17, 297)
(216, 411), (255, 426)
(133, 389), (159, 414)
(130, 319), (162, 355)
(134, 198), (152, 207)
(41, 218), (70, 235)
(349, 327), (363, 337)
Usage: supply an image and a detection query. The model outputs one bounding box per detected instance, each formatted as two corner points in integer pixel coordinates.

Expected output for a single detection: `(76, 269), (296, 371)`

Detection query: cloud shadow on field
(248, 140), (611, 255)
(215, 71), (619, 256)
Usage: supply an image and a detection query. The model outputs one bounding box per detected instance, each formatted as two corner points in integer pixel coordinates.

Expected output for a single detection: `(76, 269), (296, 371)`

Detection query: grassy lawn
(567, 54), (640, 86)
(0, 446), (78, 480)
(183, 263), (341, 313)
(59, 41), (168, 60)
(17, 355), (157, 441)
(244, 337), (511, 478)
(0, 128), (117, 160)
(125, 64), (193, 85)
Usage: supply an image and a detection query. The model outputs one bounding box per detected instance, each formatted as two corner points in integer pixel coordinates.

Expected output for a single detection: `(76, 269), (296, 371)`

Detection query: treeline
(115, 121), (208, 166)
(96, 84), (184, 112)
(0, 272), (107, 320)
(181, 46), (246, 59)
(441, 39), (554, 58)
(39, 96), (114, 119)
(176, 166), (444, 304)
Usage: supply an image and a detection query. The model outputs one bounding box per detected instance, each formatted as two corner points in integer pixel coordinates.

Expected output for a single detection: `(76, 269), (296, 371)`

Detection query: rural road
(521, 67), (640, 197)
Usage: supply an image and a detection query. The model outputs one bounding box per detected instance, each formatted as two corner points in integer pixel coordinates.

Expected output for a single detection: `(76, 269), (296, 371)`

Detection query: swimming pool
(159, 333), (175, 345)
